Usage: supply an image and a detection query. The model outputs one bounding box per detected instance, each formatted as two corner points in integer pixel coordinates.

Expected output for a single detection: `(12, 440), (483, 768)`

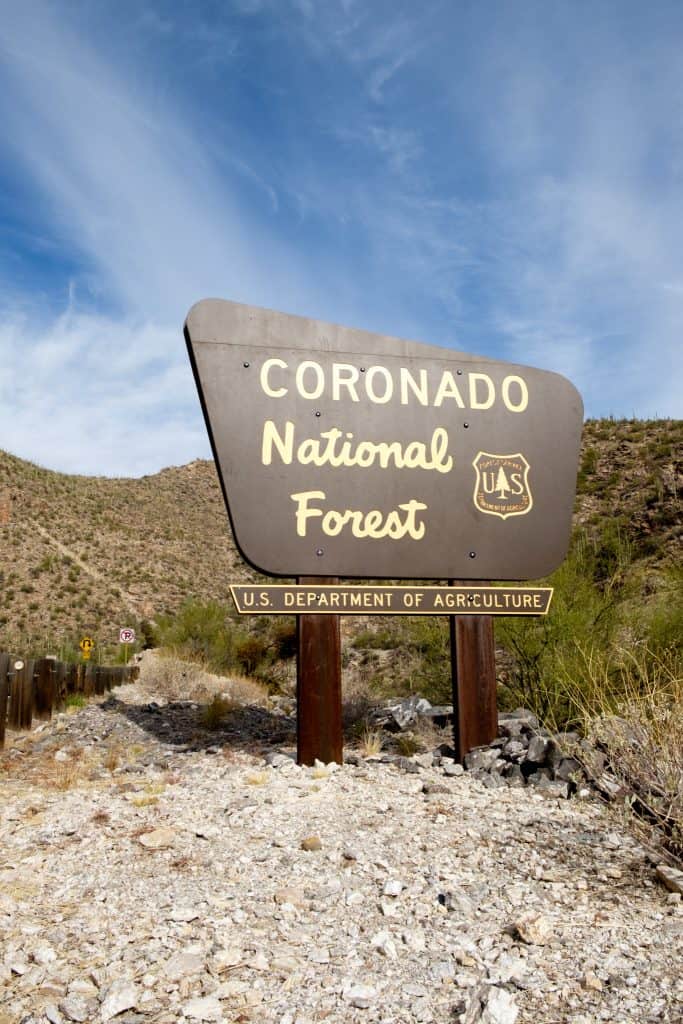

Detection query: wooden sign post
(296, 577), (342, 765)
(450, 614), (497, 760)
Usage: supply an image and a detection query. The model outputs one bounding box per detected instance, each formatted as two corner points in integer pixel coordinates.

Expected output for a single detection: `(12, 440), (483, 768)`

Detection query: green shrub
(497, 527), (682, 730)
(497, 529), (624, 726)
(155, 598), (296, 682)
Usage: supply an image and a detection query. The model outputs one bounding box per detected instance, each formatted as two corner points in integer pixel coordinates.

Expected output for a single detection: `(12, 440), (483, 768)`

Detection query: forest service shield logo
(473, 452), (533, 520)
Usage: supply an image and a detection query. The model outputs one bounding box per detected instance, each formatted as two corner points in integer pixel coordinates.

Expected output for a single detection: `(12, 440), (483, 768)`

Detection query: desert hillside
(0, 418), (680, 656)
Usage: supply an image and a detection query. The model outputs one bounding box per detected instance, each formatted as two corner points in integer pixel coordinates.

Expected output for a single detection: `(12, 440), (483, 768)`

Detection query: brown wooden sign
(185, 299), (582, 580)
(230, 584), (553, 616)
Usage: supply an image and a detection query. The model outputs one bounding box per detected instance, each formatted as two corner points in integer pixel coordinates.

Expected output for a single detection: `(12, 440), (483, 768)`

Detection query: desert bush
(348, 616), (451, 704)
(139, 650), (269, 706)
(497, 529), (625, 724)
(201, 694), (236, 729)
(155, 598), (295, 684)
(557, 643), (682, 864)
(155, 599), (241, 670)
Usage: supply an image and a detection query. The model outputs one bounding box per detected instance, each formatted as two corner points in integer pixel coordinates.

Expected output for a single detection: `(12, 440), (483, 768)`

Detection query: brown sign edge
(229, 584), (554, 616)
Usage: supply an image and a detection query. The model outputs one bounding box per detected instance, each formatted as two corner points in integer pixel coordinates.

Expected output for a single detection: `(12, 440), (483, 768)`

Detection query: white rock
(59, 996), (90, 1022)
(167, 905), (200, 922)
(371, 929), (398, 959)
(383, 879), (403, 896)
(100, 979), (139, 1021)
(344, 983), (377, 1008)
(248, 951), (269, 971)
(308, 948), (330, 964)
(68, 979), (98, 999)
(183, 994), (223, 1020)
(32, 943), (57, 965)
(483, 985), (519, 1024)
(514, 912), (554, 945)
(214, 946), (242, 970)
(163, 951), (205, 980)
(346, 890), (364, 906)
(138, 827), (176, 849)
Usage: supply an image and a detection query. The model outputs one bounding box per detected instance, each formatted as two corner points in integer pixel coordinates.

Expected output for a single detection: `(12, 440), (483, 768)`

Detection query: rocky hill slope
(0, 419), (680, 654)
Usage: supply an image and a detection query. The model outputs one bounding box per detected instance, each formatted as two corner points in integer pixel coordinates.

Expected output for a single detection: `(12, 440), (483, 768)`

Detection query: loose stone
(137, 827), (176, 850)
(100, 979), (139, 1021)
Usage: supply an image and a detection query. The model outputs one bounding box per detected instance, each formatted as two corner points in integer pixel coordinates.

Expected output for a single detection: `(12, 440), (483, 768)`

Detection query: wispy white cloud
(0, 3), (315, 321)
(0, 303), (209, 475)
(1, 1), (681, 482)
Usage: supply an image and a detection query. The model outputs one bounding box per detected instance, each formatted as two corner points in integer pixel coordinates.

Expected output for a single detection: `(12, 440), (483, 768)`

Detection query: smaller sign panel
(119, 628), (136, 644)
(80, 636), (94, 661)
(230, 584), (552, 616)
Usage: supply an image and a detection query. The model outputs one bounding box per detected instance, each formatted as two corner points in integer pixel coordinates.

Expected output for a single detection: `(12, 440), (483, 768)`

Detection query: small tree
(495, 466), (511, 499)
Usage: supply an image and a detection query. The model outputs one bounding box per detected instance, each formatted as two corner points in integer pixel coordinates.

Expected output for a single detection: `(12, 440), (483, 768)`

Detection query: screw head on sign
(469, 551), (476, 558)
(243, 361), (250, 368)
(316, 548), (324, 557)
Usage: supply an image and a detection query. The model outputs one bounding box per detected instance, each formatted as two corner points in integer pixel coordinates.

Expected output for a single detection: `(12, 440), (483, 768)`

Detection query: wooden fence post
(18, 659), (35, 730)
(94, 666), (105, 696)
(34, 657), (56, 720)
(296, 576), (343, 766)
(56, 661), (68, 710)
(83, 664), (94, 697)
(0, 653), (9, 748)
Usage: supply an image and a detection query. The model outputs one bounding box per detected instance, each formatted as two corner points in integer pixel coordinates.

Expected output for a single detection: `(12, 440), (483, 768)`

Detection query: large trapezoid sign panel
(185, 299), (583, 580)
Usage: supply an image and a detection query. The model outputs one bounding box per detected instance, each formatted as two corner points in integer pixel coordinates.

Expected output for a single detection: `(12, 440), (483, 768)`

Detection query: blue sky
(1, 0), (681, 476)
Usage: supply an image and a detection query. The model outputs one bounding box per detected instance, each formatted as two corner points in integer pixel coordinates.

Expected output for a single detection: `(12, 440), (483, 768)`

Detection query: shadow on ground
(106, 696), (297, 755)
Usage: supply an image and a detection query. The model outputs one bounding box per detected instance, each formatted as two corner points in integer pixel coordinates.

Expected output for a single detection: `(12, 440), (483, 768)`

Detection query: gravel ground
(0, 670), (681, 1024)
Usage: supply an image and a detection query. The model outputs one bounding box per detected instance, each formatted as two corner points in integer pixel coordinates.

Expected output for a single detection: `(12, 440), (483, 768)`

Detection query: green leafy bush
(154, 598), (296, 683)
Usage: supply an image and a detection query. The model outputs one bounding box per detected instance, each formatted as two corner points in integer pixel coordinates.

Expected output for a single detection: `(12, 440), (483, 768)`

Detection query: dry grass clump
(561, 645), (682, 864)
(102, 745), (123, 772)
(359, 727), (383, 757)
(201, 694), (236, 730)
(138, 650), (269, 707)
(245, 771), (269, 786)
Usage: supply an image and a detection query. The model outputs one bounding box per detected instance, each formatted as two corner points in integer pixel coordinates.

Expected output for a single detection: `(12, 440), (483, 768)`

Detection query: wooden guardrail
(0, 652), (138, 749)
